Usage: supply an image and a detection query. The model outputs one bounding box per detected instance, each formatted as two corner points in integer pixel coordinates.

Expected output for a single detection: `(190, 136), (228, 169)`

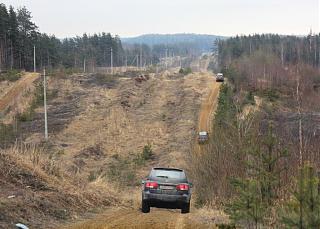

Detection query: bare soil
(63, 208), (223, 229)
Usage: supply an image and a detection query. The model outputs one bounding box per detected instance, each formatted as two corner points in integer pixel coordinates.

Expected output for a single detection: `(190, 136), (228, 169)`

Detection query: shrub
(107, 157), (138, 186)
(0, 70), (21, 82)
(142, 143), (153, 160)
(107, 144), (153, 186)
(133, 144), (154, 166)
(17, 111), (32, 122)
(179, 67), (192, 75)
(217, 224), (236, 229)
(259, 89), (280, 102)
(0, 122), (16, 146)
(244, 91), (255, 105)
(88, 170), (100, 182)
(93, 73), (118, 88)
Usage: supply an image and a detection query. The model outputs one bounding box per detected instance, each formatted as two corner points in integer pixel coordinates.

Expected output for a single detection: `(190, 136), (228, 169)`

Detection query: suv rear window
(149, 168), (187, 182)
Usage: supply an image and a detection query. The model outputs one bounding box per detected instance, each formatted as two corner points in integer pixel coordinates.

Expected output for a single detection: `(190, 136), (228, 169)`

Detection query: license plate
(160, 185), (174, 190)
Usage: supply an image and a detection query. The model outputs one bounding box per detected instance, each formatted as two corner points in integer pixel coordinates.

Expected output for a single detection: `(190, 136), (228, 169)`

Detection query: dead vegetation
(0, 72), (40, 124)
(0, 144), (122, 229)
(0, 70), (216, 228)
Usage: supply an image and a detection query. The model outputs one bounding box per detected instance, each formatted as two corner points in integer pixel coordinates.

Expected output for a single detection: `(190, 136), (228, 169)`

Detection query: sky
(2, 0), (320, 38)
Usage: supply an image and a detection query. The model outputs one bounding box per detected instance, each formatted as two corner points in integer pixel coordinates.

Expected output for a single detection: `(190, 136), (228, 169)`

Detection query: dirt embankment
(0, 72), (39, 113)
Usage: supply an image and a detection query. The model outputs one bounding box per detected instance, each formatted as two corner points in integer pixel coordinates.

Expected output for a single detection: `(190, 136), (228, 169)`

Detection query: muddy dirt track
(62, 73), (222, 229)
(65, 208), (217, 229)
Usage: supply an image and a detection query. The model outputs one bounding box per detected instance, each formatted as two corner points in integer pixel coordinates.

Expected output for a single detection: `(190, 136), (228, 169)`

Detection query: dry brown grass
(0, 144), (123, 228)
(40, 72), (214, 177)
(0, 72), (40, 123)
(1, 70), (223, 228)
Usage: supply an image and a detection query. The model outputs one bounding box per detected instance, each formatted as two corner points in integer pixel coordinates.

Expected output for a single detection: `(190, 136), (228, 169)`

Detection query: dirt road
(198, 75), (220, 132)
(0, 72), (39, 111)
(65, 208), (219, 229)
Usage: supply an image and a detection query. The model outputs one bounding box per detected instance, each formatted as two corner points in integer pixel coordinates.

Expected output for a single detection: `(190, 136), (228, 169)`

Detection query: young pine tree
(226, 178), (267, 229)
(280, 165), (320, 229)
(226, 123), (288, 228)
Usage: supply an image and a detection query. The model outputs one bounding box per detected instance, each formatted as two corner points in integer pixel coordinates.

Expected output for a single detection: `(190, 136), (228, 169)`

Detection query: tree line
(218, 33), (320, 68)
(0, 3), (163, 72)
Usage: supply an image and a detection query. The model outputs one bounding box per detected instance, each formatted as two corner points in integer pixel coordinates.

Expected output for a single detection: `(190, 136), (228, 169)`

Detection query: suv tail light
(145, 181), (158, 189)
(176, 184), (189, 191)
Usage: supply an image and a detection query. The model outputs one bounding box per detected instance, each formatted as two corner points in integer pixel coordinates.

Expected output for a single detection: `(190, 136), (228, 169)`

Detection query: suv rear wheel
(181, 202), (190, 214)
(141, 200), (150, 213)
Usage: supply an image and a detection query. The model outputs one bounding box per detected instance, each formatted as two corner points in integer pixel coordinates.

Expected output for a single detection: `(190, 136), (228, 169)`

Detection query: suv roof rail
(153, 167), (184, 172)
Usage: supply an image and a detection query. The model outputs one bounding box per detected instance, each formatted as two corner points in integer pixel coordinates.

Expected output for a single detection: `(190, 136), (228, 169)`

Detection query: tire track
(198, 73), (220, 132)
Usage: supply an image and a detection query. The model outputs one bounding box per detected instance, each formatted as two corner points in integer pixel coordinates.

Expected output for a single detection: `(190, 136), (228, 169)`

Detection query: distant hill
(121, 33), (226, 53)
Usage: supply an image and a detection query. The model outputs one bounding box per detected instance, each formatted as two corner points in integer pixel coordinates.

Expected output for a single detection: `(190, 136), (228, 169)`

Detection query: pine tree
(0, 4), (9, 71)
(226, 178), (267, 229)
(280, 165), (320, 229)
(226, 124), (288, 228)
(16, 6), (38, 69)
(8, 6), (19, 69)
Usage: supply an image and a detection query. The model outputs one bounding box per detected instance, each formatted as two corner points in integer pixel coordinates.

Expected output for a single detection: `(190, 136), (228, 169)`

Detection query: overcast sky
(2, 0), (319, 38)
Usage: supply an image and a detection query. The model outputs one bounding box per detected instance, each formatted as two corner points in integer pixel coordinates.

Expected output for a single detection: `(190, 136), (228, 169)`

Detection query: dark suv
(141, 167), (192, 214)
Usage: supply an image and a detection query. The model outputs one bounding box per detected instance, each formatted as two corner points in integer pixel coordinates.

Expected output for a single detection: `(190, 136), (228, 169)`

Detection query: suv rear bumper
(142, 191), (190, 204)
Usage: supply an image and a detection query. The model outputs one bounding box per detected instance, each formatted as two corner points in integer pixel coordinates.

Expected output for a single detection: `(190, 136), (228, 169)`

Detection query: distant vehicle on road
(216, 73), (224, 82)
(198, 131), (209, 143)
(141, 167), (192, 214)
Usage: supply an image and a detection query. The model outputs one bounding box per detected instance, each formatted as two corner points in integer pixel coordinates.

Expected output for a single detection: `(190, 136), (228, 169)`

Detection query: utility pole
(136, 54), (139, 68)
(34, 45), (36, 72)
(309, 29), (312, 53)
(43, 68), (48, 140)
(172, 52), (174, 66)
(83, 58), (86, 73)
(165, 49), (168, 70)
(314, 38), (317, 66)
(125, 55), (128, 70)
(318, 47), (320, 70)
(281, 43), (284, 66)
(111, 47), (113, 75)
(140, 44), (143, 69)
